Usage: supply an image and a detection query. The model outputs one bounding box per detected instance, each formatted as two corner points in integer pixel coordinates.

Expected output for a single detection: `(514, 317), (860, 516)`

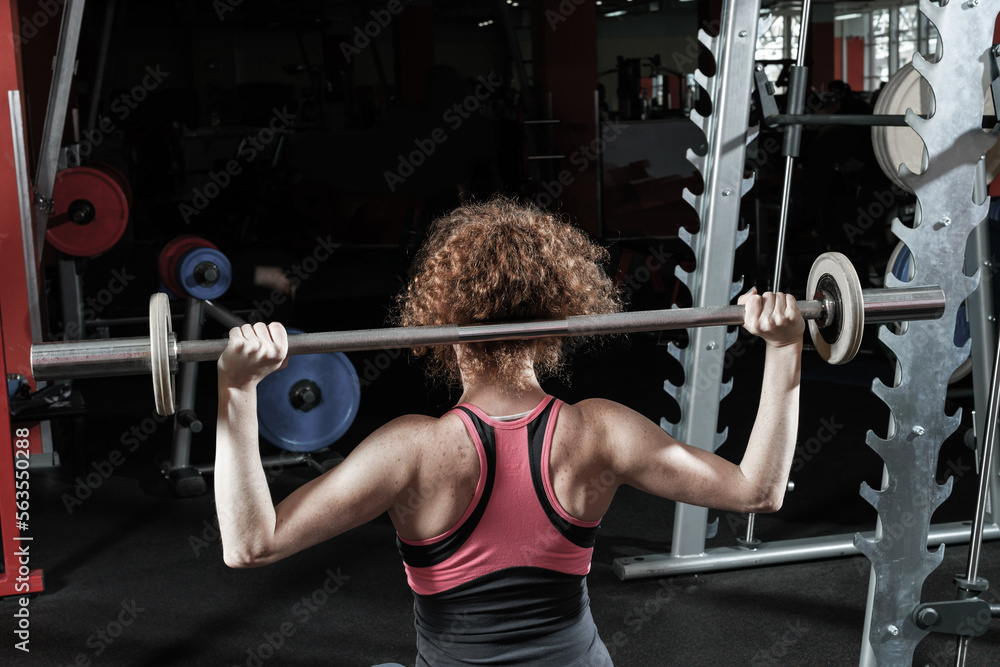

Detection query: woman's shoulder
(560, 397), (635, 428)
(376, 411), (473, 445)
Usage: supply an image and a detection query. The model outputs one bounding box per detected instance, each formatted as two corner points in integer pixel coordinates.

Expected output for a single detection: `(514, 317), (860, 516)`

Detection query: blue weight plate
(890, 244), (911, 282)
(257, 330), (360, 453)
(890, 243), (968, 346)
(178, 246), (233, 300)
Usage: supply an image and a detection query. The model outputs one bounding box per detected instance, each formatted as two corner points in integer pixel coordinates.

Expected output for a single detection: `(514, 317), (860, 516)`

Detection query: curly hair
(396, 196), (622, 390)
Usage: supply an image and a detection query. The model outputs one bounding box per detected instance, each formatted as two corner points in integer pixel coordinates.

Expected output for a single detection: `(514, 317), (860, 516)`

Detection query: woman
(214, 197), (803, 665)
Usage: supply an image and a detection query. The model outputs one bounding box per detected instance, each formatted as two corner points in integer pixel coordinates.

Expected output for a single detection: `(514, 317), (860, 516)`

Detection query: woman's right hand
(217, 322), (289, 389)
(738, 288), (804, 350)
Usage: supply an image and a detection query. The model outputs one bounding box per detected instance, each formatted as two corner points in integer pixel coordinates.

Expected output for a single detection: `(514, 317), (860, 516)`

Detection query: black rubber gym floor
(8, 287), (1000, 666)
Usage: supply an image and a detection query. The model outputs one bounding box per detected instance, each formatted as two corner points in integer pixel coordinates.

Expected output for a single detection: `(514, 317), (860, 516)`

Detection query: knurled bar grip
(30, 285), (945, 382)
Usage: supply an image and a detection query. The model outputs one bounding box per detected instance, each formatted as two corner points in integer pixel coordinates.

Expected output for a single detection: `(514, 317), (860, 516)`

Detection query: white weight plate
(807, 252), (864, 365)
(150, 292), (176, 416)
(871, 65), (907, 189)
(872, 63), (930, 193)
(873, 63), (1000, 193)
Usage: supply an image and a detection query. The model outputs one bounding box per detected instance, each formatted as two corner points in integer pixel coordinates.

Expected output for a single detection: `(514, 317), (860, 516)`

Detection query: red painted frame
(0, 306), (44, 597)
(1, 0), (47, 597)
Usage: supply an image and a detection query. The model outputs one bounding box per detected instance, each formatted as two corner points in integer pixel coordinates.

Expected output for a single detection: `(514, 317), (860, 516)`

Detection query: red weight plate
(158, 235), (218, 297)
(46, 167), (129, 257)
(89, 161), (133, 207)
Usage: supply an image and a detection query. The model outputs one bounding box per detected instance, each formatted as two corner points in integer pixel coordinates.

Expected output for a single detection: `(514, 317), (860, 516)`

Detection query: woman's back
(395, 396), (613, 667)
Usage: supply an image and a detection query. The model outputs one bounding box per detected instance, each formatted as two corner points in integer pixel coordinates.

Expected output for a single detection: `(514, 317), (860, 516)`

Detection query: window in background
(867, 8), (891, 90)
(861, 4), (935, 92)
(756, 12), (800, 94)
(897, 6), (919, 69)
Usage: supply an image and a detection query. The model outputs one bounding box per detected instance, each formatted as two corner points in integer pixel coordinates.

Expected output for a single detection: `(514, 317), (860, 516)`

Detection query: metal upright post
(84, 0), (116, 133)
(952, 154), (1000, 667)
(33, 0), (86, 257)
(164, 298), (207, 497)
(954, 299), (1000, 664)
(9, 91), (43, 346)
(612, 0), (763, 575)
(772, 0), (812, 291)
(615, 0), (1000, 589)
(964, 159), (999, 529)
(855, 2), (999, 664)
(666, 0), (762, 559)
(57, 257), (84, 341)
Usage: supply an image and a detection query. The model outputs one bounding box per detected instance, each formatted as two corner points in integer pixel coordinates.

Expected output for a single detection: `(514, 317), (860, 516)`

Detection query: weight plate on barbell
(807, 252), (864, 365)
(256, 330), (360, 453)
(150, 293), (176, 416)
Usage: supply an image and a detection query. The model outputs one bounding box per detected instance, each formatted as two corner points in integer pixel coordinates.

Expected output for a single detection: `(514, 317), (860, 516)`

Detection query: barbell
(31, 252), (946, 416)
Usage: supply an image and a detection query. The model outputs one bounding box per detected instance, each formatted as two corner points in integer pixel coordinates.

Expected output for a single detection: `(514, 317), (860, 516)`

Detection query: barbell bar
(30, 252), (947, 416)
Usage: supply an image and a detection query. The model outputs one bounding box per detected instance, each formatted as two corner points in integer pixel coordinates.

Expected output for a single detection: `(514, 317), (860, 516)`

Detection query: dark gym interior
(3, 1), (1000, 665)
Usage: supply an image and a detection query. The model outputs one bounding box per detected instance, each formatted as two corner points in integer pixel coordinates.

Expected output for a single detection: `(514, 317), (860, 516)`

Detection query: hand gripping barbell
(31, 252), (946, 416)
